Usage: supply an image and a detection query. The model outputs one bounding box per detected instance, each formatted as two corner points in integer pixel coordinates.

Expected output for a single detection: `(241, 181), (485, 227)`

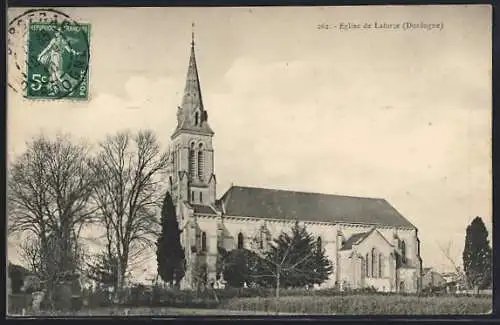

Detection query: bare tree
(8, 134), (97, 302)
(18, 235), (43, 277)
(90, 130), (168, 301)
(437, 240), (470, 289)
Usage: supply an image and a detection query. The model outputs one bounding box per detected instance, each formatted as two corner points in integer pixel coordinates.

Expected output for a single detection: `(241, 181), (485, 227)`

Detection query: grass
(9, 292), (492, 316)
(219, 294), (493, 315)
(9, 307), (297, 316)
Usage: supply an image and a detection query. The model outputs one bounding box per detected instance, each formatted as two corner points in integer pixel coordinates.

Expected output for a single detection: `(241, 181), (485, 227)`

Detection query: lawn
(8, 293), (492, 316)
(219, 294), (492, 315)
(10, 307), (298, 316)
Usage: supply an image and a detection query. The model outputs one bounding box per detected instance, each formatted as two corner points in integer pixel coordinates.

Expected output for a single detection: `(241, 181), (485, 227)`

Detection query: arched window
(365, 253), (370, 277)
(379, 253), (383, 278)
(195, 112), (199, 125)
(189, 143), (195, 178)
(317, 236), (322, 252)
(400, 240), (407, 263)
(172, 150), (177, 174)
(199, 192), (203, 203)
(197, 144), (204, 180)
(371, 248), (378, 278)
(237, 232), (244, 249)
(201, 232), (207, 252)
(191, 191), (194, 202)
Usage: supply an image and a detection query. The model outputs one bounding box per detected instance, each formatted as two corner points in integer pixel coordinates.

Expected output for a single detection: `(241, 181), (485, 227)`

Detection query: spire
(172, 24), (214, 138)
(181, 33), (204, 112)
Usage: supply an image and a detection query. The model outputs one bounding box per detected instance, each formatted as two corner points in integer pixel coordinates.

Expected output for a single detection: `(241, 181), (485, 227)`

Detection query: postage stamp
(7, 9), (90, 100)
(26, 21), (90, 100)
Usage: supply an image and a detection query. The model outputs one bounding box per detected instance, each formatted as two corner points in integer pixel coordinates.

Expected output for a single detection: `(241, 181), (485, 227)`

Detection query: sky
(7, 5), (492, 273)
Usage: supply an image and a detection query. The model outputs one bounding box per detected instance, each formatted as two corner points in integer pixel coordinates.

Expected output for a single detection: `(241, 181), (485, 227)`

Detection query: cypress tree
(462, 216), (492, 292)
(156, 192), (186, 287)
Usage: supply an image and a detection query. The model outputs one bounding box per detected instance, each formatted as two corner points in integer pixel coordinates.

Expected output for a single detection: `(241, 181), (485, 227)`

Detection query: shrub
(85, 288), (113, 308)
(8, 294), (32, 315)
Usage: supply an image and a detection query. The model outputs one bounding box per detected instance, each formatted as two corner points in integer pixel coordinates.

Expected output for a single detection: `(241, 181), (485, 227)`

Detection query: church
(165, 36), (423, 293)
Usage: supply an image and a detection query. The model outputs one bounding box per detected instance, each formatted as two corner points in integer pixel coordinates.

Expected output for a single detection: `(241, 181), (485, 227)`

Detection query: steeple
(172, 23), (214, 139)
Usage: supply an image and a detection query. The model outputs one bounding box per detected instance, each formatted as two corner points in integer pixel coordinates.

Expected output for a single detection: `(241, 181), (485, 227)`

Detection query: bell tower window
(189, 143), (195, 179)
(197, 143), (204, 180)
(195, 112), (199, 126)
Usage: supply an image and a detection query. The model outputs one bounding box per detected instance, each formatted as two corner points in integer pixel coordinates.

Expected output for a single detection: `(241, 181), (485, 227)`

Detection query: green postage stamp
(26, 21), (90, 100)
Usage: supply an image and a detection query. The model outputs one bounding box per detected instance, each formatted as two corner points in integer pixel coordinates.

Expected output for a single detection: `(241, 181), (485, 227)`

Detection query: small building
(422, 267), (446, 289)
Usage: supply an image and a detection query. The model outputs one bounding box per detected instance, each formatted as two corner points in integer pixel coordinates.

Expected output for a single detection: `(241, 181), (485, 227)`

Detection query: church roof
(186, 203), (218, 215)
(219, 185), (416, 228)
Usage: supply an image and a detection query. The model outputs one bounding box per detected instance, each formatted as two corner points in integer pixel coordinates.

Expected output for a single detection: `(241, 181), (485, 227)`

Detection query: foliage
(86, 253), (118, 287)
(220, 248), (261, 288)
(156, 191), (186, 287)
(252, 221), (333, 288)
(219, 222), (333, 291)
(462, 217), (492, 291)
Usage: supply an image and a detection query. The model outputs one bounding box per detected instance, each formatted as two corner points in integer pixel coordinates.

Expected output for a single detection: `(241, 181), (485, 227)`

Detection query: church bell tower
(168, 27), (217, 212)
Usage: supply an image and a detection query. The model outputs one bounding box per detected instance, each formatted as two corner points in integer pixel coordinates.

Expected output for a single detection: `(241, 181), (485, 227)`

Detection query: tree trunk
(275, 265), (280, 316)
(115, 261), (123, 304)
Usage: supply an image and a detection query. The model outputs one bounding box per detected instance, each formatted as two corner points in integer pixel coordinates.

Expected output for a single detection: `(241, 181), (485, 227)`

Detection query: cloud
(7, 75), (183, 158)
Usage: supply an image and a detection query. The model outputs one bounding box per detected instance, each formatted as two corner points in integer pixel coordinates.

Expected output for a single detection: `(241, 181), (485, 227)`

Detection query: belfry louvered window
(197, 144), (204, 180)
(189, 143), (195, 178)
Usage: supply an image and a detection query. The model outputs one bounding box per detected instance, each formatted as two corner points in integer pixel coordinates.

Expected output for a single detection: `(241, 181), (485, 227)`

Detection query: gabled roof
(340, 228), (395, 251)
(219, 185), (416, 228)
(340, 232), (370, 250)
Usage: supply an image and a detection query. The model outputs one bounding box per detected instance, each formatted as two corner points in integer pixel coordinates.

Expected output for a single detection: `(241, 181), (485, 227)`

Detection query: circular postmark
(8, 9), (90, 100)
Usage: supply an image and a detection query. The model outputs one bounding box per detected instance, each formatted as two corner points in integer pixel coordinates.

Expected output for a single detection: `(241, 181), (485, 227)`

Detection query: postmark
(8, 9), (90, 100)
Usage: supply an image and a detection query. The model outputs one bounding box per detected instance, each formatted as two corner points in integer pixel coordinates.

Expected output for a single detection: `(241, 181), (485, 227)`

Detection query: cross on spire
(191, 22), (195, 47)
